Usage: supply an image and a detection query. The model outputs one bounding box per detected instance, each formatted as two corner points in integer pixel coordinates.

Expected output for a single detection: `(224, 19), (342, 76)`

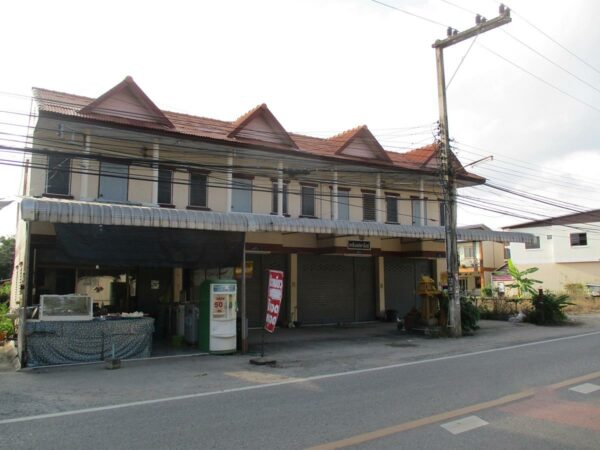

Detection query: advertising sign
(264, 270), (284, 333)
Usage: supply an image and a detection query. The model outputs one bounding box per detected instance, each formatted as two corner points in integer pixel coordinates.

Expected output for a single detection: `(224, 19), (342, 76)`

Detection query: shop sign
(347, 240), (371, 251)
(264, 270), (284, 333)
(213, 295), (226, 317)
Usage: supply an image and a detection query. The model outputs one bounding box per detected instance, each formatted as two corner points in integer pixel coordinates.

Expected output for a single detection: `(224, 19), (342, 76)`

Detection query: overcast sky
(2, 0), (600, 236)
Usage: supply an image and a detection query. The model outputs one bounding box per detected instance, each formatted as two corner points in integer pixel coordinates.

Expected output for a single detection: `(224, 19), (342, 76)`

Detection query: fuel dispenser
(198, 280), (237, 353)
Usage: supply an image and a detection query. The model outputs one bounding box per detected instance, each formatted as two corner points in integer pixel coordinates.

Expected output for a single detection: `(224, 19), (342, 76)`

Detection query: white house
(505, 210), (600, 293)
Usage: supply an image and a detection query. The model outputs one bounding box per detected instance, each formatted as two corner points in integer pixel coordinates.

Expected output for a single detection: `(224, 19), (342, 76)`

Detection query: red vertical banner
(264, 270), (284, 333)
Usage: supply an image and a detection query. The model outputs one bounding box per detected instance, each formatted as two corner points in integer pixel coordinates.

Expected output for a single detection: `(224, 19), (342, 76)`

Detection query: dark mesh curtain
(53, 224), (244, 268)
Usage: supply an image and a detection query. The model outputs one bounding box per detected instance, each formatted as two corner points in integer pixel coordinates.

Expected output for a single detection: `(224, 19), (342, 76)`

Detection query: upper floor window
(99, 161), (128, 202)
(362, 191), (376, 221)
(232, 177), (252, 213)
(386, 195), (398, 223)
(271, 182), (288, 215)
(301, 185), (316, 217)
(331, 188), (350, 220)
(411, 197), (427, 226)
(525, 236), (541, 249)
(570, 232), (587, 246)
(189, 172), (208, 208)
(158, 166), (173, 205)
(46, 153), (71, 196)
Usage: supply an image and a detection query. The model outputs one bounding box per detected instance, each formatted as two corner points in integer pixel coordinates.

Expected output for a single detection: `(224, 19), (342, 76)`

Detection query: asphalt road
(1, 330), (600, 449)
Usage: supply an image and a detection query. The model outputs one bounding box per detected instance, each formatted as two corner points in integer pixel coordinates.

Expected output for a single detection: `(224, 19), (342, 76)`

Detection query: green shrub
(0, 283), (10, 303)
(481, 285), (493, 298)
(0, 301), (14, 336)
(527, 291), (573, 325)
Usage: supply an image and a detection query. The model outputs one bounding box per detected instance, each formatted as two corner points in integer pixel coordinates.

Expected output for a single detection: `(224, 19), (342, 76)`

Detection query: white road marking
(441, 415), (489, 435)
(569, 383), (600, 394)
(1, 330), (600, 425)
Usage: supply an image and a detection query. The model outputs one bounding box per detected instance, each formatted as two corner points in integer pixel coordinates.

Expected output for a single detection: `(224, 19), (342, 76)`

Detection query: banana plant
(506, 259), (542, 299)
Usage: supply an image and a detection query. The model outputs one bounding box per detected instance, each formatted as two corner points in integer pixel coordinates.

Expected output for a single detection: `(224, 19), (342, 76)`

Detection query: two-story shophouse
(10, 77), (531, 350)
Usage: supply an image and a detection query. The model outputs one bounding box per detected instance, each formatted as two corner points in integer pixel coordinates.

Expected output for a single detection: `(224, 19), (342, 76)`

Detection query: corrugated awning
(20, 198), (535, 243)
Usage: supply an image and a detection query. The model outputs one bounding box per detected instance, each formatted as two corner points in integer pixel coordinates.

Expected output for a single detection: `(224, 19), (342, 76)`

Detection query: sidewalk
(1, 315), (599, 420)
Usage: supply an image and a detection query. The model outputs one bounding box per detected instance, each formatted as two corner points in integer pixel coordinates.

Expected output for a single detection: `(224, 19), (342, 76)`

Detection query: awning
(20, 198), (535, 244)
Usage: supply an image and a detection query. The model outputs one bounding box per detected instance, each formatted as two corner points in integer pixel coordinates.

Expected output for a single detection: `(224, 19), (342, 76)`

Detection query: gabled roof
(80, 76), (174, 128)
(329, 125), (392, 163)
(228, 103), (298, 149)
(32, 77), (484, 184)
(504, 209), (600, 230)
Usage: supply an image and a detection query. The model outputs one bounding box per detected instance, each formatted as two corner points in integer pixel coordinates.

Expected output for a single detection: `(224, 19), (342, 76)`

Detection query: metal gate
(298, 255), (375, 325)
(384, 258), (433, 318)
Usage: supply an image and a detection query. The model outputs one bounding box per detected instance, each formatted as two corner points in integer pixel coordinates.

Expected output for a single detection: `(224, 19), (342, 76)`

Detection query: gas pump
(198, 280), (237, 353)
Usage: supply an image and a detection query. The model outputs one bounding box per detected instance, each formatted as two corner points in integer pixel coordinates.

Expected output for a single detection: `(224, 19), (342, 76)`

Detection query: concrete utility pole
(433, 5), (511, 337)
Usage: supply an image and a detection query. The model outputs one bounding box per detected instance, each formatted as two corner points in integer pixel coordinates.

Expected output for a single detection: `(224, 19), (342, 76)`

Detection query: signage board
(347, 240), (371, 251)
(264, 270), (284, 333)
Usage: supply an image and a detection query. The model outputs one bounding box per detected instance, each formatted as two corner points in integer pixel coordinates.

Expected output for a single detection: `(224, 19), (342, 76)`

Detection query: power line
(370, 0), (449, 28)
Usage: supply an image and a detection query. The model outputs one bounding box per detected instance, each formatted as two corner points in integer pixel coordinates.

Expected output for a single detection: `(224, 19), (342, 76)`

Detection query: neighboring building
(505, 210), (600, 292)
(457, 225), (507, 295)
(10, 77), (531, 350)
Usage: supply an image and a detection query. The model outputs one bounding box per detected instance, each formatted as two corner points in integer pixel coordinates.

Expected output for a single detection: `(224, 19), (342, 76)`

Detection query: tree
(506, 258), (542, 299)
(0, 235), (15, 281)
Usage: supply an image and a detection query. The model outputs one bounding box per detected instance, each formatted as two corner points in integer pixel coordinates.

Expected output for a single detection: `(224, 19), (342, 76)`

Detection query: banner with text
(264, 270), (284, 333)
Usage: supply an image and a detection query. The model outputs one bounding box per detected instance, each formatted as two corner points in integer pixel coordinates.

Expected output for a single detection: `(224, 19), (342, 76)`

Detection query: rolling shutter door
(384, 258), (433, 317)
(298, 255), (354, 324)
(298, 255), (375, 324)
(244, 254), (287, 328)
(354, 257), (375, 322)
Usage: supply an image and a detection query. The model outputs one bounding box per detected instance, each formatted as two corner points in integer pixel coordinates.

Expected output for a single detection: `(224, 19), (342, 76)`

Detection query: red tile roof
(32, 78), (484, 183)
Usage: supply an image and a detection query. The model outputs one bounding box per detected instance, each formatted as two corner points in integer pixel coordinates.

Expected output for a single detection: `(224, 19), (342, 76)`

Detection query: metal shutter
(384, 258), (433, 317)
(244, 254), (287, 328)
(298, 255), (375, 325)
(353, 257), (375, 322)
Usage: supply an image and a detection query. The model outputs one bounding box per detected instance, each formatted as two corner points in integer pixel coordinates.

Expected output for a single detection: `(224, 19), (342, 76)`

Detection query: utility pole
(433, 5), (511, 337)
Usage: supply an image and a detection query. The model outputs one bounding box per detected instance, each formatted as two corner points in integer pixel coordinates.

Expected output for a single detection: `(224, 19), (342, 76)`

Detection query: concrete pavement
(0, 315), (599, 449)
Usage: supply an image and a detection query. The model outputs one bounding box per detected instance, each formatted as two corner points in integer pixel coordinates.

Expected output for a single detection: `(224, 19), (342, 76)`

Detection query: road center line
(1, 330), (599, 426)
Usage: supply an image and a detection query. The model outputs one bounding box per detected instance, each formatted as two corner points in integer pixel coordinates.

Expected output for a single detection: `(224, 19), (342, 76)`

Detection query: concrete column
(419, 177), (425, 226)
(289, 253), (298, 325)
(80, 132), (91, 199)
(377, 256), (385, 313)
(226, 154), (233, 212)
(376, 173), (383, 223)
(151, 141), (160, 204)
(332, 170), (338, 220)
(277, 161), (283, 216)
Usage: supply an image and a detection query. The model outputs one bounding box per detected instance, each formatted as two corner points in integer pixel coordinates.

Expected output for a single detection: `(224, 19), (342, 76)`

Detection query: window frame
(271, 181), (289, 215)
(300, 184), (316, 217)
(385, 195), (398, 223)
(157, 166), (173, 206)
(570, 232), (587, 247)
(231, 177), (253, 213)
(189, 171), (209, 209)
(525, 235), (541, 250)
(362, 190), (376, 222)
(98, 160), (129, 202)
(46, 153), (72, 196)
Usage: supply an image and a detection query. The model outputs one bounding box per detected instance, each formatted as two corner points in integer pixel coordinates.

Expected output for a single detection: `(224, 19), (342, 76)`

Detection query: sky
(1, 0), (600, 236)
